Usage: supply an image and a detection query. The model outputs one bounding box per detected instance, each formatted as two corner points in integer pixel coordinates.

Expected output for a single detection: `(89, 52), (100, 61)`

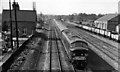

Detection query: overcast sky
(0, 0), (119, 15)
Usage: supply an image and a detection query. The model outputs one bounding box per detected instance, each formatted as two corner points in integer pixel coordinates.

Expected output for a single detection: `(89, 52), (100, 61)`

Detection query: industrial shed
(94, 14), (118, 32)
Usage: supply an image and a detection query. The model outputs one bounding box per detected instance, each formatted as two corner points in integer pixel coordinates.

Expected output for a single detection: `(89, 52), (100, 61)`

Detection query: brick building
(2, 2), (37, 37)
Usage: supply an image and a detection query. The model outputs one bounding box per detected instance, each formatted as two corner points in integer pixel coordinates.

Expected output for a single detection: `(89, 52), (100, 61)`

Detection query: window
(22, 28), (27, 35)
(71, 41), (88, 48)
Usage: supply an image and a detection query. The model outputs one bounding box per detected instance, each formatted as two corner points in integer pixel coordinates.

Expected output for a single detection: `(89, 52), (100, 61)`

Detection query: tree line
(55, 13), (104, 22)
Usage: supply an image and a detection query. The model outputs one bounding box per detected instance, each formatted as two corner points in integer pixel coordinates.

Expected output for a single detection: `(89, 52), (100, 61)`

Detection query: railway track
(50, 28), (64, 71)
(48, 24), (77, 72)
(55, 28), (77, 72)
(54, 20), (119, 71)
(49, 28), (52, 72)
(84, 30), (120, 57)
(70, 27), (119, 71)
(55, 29), (76, 72)
(53, 20), (94, 72)
(49, 28), (63, 72)
(54, 26), (92, 72)
(54, 29), (63, 72)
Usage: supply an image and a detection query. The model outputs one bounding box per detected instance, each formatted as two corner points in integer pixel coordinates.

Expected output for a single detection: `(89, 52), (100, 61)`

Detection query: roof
(2, 10), (36, 22)
(58, 24), (68, 32)
(117, 24), (120, 26)
(55, 20), (68, 32)
(95, 14), (118, 21)
(70, 39), (87, 44)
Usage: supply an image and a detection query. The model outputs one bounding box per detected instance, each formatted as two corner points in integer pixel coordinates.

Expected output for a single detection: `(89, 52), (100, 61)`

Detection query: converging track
(52, 20), (93, 72)
(64, 22), (118, 71)
(72, 27), (119, 70)
(49, 25), (76, 72)
(53, 20), (119, 72)
(3, 19), (111, 72)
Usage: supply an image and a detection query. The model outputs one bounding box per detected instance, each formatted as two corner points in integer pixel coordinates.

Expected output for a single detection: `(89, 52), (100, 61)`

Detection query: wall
(94, 21), (107, 29)
(7, 21), (36, 37)
(108, 16), (118, 31)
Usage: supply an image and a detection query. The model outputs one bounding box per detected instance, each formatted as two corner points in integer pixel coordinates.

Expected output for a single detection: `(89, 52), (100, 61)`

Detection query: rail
(49, 28), (52, 72)
(55, 27), (76, 72)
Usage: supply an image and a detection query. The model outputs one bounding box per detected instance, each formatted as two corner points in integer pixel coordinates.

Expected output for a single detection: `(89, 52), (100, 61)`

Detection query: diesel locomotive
(54, 19), (89, 70)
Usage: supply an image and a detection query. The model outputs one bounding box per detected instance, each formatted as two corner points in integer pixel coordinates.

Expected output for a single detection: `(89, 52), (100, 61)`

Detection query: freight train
(54, 19), (89, 70)
(70, 21), (120, 42)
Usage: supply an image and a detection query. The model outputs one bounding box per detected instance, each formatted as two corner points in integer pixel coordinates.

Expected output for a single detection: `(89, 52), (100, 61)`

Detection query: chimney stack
(12, 2), (20, 10)
(33, 2), (36, 11)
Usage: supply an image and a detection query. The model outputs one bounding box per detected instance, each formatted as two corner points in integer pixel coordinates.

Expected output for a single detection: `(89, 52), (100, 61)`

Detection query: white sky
(0, 0), (120, 15)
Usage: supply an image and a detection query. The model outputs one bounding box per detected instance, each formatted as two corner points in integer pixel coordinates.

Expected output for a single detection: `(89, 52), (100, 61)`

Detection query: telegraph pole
(9, 0), (13, 50)
(118, 13), (120, 43)
(14, 0), (19, 48)
(118, 1), (120, 35)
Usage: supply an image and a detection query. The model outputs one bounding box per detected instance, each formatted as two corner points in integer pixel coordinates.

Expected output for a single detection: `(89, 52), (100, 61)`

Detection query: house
(94, 14), (118, 32)
(82, 20), (94, 26)
(2, 2), (37, 37)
